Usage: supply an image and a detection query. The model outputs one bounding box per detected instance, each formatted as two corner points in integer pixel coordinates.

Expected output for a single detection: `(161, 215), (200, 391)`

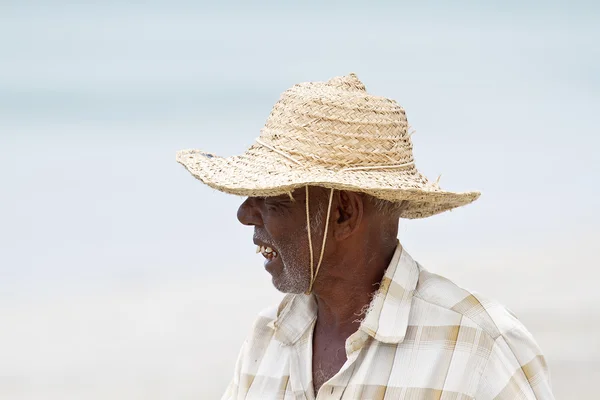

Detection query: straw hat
(176, 73), (479, 218)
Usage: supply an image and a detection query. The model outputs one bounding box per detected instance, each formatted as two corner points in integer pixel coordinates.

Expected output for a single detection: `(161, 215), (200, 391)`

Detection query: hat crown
(258, 74), (414, 171)
(325, 73), (366, 92)
(177, 73), (481, 218)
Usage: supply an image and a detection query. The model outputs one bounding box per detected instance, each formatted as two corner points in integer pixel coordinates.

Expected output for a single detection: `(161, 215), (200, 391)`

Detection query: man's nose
(237, 197), (263, 226)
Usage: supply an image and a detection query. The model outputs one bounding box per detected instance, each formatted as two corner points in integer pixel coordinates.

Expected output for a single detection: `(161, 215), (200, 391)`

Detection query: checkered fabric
(222, 245), (554, 399)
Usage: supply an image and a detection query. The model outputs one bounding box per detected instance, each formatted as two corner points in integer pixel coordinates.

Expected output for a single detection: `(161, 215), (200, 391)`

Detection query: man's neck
(312, 237), (399, 336)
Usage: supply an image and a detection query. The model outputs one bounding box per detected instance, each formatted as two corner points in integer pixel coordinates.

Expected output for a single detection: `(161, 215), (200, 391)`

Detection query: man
(177, 74), (554, 399)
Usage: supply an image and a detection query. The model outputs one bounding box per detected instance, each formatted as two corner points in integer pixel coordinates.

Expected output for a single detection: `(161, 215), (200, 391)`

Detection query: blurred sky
(0, 1), (599, 399)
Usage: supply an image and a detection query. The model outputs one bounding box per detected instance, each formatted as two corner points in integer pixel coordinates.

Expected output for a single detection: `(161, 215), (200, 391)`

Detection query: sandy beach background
(1, 1), (598, 398)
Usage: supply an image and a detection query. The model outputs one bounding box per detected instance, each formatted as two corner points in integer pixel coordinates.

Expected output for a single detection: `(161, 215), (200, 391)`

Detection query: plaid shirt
(223, 244), (554, 399)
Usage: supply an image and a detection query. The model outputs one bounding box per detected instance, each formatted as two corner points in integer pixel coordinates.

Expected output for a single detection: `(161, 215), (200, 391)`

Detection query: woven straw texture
(176, 73), (480, 218)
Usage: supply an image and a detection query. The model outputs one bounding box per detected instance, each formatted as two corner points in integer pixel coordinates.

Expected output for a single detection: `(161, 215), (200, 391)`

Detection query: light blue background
(1, 1), (598, 398)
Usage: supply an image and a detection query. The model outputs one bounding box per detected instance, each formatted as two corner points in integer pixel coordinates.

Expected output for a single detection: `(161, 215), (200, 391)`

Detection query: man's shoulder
(413, 267), (526, 340)
(256, 301), (280, 322)
(248, 294), (294, 334)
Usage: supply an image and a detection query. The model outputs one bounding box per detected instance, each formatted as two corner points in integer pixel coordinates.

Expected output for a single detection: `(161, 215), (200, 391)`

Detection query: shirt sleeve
(476, 325), (554, 399)
(221, 340), (246, 400)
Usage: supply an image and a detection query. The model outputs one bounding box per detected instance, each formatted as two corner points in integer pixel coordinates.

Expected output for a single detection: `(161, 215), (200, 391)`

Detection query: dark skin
(237, 187), (400, 394)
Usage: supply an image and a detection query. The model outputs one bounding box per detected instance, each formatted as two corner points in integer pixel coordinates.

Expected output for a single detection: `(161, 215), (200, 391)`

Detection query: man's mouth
(256, 245), (278, 261)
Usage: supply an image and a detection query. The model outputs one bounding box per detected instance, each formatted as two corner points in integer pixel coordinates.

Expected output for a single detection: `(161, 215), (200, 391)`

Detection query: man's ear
(333, 190), (364, 241)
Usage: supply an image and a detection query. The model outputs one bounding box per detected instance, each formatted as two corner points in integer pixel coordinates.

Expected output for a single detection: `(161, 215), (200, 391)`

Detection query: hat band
(255, 139), (415, 172)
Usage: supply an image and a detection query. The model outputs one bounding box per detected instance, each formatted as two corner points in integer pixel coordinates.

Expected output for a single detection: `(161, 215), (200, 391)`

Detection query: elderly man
(177, 74), (554, 399)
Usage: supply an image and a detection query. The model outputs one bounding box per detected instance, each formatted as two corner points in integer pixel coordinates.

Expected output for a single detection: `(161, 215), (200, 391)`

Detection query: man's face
(237, 188), (326, 294)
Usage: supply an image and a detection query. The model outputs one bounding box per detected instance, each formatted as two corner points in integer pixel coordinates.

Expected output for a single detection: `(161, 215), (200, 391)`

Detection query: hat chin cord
(305, 185), (335, 295)
(252, 140), (412, 293)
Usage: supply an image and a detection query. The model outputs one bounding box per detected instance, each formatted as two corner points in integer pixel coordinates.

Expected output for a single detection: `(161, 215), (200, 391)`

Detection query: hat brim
(176, 147), (480, 219)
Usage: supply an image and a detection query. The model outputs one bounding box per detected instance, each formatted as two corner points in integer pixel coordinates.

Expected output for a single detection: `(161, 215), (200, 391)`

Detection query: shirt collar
(268, 293), (317, 345)
(269, 242), (419, 345)
(358, 242), (420, 344)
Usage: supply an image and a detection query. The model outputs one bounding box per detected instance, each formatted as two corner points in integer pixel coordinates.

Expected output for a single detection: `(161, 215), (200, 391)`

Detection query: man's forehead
(252, 187), (319, 203)
(273, 186), (330, 200)
(268, 188), (304, 201)
(267, 187), (364, 200)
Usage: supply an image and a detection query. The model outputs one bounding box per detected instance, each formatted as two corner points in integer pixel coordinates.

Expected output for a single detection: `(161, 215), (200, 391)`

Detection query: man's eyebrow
(264, 194), (288, 202)
(263, 191), (299, 203)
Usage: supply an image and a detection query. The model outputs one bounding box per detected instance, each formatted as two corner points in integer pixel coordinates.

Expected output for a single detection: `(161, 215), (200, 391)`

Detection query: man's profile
(177, 74), (553, 399)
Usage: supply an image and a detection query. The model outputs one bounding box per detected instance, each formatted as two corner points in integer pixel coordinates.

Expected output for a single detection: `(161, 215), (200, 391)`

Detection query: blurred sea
(1, 1), (599, 399)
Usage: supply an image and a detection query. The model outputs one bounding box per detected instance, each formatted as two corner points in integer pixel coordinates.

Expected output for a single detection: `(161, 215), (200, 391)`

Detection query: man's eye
(264, 200), (277, 208)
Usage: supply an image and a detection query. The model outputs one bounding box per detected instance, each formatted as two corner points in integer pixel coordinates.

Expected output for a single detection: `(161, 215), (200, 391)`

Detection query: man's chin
(271, 276), (309, 294)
